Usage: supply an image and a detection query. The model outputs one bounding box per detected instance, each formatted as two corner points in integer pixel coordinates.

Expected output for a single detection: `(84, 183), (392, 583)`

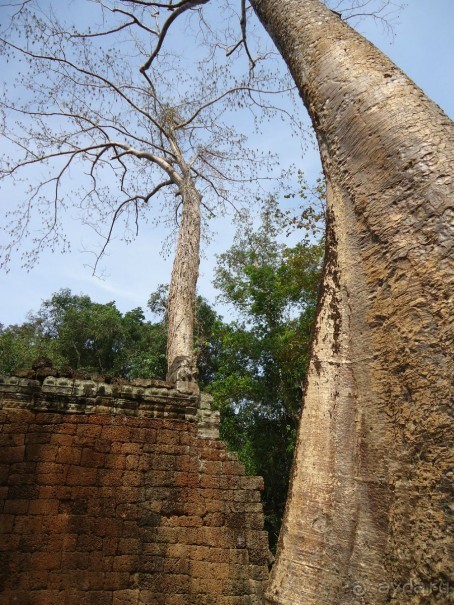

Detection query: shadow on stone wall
(0, 375), (271, 605)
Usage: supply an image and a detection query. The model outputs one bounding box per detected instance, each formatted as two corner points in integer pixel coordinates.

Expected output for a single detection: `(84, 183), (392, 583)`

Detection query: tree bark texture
(249, 1), (453, 604)
(166, 177), (201, 386)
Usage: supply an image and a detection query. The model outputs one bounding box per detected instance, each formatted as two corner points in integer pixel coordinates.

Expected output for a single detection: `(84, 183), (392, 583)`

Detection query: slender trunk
(166, 176), (201, 388)
(249, 1), (454, 604)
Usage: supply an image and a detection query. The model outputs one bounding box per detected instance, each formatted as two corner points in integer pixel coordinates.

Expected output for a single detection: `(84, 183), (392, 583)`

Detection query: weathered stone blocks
(0, 376), (270, 604)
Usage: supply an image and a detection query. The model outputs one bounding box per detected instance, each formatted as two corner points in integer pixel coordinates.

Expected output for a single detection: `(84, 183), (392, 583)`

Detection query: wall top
(0, 374), (203, 423)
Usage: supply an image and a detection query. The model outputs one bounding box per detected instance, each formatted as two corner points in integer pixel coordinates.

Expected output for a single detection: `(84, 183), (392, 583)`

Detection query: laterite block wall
(0, 376), (270, 605)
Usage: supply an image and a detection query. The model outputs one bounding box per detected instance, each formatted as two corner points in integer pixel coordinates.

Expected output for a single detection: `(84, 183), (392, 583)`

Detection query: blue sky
(0, 0), (453, 326)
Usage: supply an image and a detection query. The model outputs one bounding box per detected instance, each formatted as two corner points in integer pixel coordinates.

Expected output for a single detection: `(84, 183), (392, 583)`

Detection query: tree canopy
(0, 0), (301, 272)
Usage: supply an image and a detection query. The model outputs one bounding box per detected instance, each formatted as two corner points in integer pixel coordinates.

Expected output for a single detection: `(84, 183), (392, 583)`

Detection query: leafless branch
(0, 0), (307, 272)
(139, 0), (209, 72)
(69, 19), (144, 39)
(91, 177), (173, 272)
(189, 165), (221, 197)
(93, 197), (137, 273)
(226, 0), (256, 70)
(145, 179), (174, 201)
(110, 145), (182, 184)
(175, 83), (294, 130)
(327, 0), (405, 34)
(0, 142), (116, 177)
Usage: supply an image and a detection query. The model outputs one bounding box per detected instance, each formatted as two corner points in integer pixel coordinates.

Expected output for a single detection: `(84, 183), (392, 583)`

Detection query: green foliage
(0, 286), (219, 382)
(0, 320), (55, 374)
(194, 297), (224, 388)
(0, 289), (167, 379)
(209, 195), (324, 550)
(36, 289), (125, 373)
(120, 308), (167, 380)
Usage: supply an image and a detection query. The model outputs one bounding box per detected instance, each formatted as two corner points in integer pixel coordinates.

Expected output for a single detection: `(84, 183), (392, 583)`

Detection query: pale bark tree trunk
(166, 175), (201, 388)
(248, 1), (453, 604)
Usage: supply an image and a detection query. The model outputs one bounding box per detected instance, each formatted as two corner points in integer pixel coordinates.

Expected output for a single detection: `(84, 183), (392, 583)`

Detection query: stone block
(28, 498), (59, 515)
(80, 448), (105, 467)
(103, 571), (130, 590)
(66, 466), (98, 486)
(29, 551), (62, 571)
(0, 463), (9, 483)
(0, 514), (15, 534)
(7, 484), (39, 500)
(2, 445), (25, 463)
(0, 433), (25, 447)
(112, 589), (140, 605)
(117, 537), (140, 554)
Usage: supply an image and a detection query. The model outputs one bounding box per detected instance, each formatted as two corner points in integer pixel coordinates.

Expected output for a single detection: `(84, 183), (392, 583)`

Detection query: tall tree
(0, 0), (291, 385)
(127, 0), (452, 598)
(242, 2), (453, 604)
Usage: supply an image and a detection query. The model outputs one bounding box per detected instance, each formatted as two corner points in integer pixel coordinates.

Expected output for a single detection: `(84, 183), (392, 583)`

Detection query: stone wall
(0, 376), (270, 605)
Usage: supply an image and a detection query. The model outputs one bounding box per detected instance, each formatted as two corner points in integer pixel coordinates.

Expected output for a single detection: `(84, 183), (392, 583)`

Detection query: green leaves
(0, 320), (58, 375)
(0, 289), (167, 379)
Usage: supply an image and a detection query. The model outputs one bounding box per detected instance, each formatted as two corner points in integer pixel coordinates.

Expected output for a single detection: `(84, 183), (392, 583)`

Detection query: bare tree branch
(226, 0), (256, 70)
(0, 0), (316, 279)
(175, 83), (294, 130)
(139, 0), (210, 72)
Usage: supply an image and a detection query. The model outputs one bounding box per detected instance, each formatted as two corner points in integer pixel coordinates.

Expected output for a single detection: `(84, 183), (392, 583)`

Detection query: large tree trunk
(249, 1), (453, 603)
(166, 176), (201, 388)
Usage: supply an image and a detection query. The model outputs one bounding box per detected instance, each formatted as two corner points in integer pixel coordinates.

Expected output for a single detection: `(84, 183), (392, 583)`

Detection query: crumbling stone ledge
(0, 374), (199, 420)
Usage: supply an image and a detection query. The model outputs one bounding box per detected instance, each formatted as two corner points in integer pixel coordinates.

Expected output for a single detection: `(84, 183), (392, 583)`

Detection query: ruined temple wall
(0, 376), (270, 605)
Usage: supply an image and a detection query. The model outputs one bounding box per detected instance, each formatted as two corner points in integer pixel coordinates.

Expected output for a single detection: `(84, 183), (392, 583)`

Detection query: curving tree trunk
(249, 1), (453, 604)
(166, 175), (201, 388)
